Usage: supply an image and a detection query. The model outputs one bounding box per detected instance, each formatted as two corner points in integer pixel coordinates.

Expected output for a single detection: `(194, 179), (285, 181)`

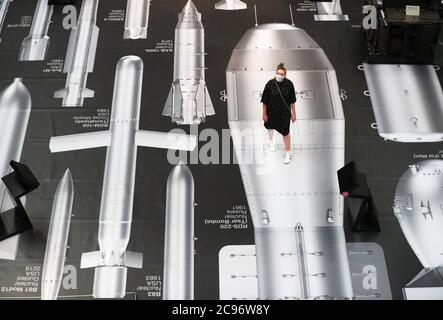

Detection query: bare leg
(283, 134), (291, 152)
(283, 134), (293, 164)
(267, 130), (276, 151)
(267, 129), (274, 142)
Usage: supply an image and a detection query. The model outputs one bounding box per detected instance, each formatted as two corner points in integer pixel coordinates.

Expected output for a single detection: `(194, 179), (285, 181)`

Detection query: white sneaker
(268, 143), (276, 152)
(284, 153), (293, 164)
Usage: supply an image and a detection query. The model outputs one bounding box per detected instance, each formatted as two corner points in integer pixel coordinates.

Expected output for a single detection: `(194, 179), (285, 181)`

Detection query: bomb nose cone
(168, 162), (194, 185)
(183, 0), (197, 12)
(0, 78), (32, 111)
(116, 55), (144, 73)
(57, 169), (74, 196)
(179, 0), (200, 24)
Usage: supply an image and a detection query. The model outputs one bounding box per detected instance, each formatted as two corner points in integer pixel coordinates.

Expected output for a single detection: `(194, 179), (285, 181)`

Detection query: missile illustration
(41, 169), (74, 300)
(215, 0), (247, 10)
(0, 78), (31, 260)
(314, 0), (349, 21)
(54, 0), (99, 107)
(50, 56), (197, 298)
(18, 0), (54, 61)
(163, 162), (195, 300)
(225, 23), (353, 299)
(0, 0), (12, 44)
(163, 0), (215, 125)
(363, 63), (443, 143)
(393, 160), (443, 299)
(124, 0), (151, 39)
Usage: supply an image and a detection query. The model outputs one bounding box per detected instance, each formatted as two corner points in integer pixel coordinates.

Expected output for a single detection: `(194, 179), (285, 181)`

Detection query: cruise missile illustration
(54, 0), (99, 107)
(163, 0), (215, 125)
(0, 78), (31, 260)
(0, 0), (12, 43)
(225, 23), (353, 299)
(50, 56), (197, 299)
(124, 0), (151, 39)
(41, 169), (74, 300)
(18, 0), (54, 61)
(163, 162), (195, 300)
(363, 63), (443, 143)
(215, 0), (247, 10)
(314, 0), (349, 21)
(393, 160), (443, 299)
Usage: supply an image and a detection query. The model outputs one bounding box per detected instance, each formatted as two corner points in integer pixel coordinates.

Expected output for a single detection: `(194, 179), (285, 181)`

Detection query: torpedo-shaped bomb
(163, 0), (215, 125)
(41, 169), (74, 300)
(0, 78), (31, 260)
(19, 0), (54, 61)
(0, 78), (32, 210)
(163, 162), (195, 300)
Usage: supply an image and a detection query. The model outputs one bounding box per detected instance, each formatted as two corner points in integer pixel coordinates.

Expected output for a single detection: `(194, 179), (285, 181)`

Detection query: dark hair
(276, 63), (286, 74)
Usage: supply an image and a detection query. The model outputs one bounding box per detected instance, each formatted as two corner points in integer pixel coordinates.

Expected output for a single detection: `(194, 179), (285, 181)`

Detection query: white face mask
(276, 74), (285, 83)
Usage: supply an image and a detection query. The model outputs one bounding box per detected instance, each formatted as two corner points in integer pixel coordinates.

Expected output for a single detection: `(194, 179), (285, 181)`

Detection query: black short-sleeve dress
(261, 78), (297, 136)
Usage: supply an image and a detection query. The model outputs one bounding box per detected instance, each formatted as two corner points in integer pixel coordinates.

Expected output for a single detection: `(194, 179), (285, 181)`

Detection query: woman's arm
(262, 104), (268, 122)
(291, 103), (296, 123)
(261, 81), (270, 122)
(289, 81), (297, 123)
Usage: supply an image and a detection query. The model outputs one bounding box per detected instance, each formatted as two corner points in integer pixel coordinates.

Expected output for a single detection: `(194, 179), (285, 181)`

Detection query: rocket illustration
(394, 160), (443, 299)
(0, 0), (12, 43)
(0, 78), (31, 260)
(163, 162), (195, 300)
(54, 0), (99, 107)
(50, 56), (197, 298)
(18, 0), (54, 61)
(225, 23), (353, 299)
(314, 0), (349, 21)
(215, 0), (247, 10)
(124, 0), (151, 40)
(41, 169), (74, 300)
(163, 0), (215, 125)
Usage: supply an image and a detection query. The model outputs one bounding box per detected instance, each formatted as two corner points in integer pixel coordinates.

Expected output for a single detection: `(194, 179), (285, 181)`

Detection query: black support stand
(0, 161), (40, 241)
(337, 161), (381, 232)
